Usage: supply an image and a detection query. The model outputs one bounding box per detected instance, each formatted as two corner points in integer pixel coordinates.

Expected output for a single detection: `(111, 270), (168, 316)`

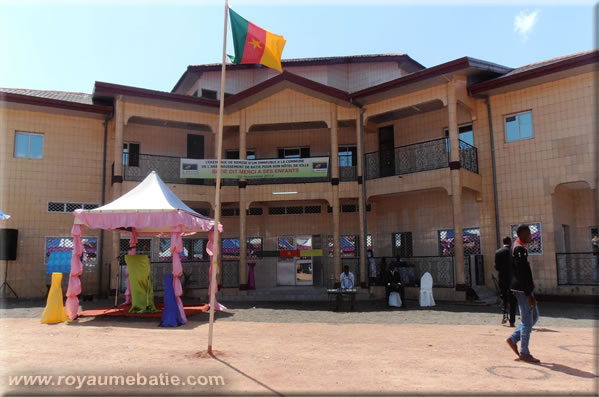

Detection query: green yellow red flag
(229, 8), (286, 72)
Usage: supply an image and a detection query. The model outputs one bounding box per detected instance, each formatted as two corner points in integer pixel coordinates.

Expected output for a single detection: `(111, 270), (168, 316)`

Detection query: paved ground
(1, 298), (597, 396)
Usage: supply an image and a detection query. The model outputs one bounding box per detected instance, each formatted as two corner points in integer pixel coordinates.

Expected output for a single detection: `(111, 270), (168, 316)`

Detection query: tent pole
(208, 0), (229, 354)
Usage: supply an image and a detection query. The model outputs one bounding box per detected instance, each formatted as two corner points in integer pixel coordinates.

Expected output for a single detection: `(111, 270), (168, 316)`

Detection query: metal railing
(459, 139), (479, 174)
(365, 138), (450, 180)
(123, 154), (330, 185)
(556, 252), (599, 286)
(369, 256), (455, 288)
(118, 259), (240, 293)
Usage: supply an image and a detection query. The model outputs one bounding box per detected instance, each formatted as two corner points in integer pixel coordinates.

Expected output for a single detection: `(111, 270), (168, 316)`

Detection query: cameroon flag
(229, 8), (286, 72)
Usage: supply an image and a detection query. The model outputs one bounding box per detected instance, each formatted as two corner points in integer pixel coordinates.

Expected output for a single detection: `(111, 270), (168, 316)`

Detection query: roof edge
(0, 91), (113, 115)
(469, 50), (599, 95)
(94, 81), (220, 108)
(350, 56), (512, 100)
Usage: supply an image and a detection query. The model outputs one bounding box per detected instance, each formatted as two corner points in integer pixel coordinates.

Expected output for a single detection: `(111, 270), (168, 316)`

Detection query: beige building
(1, 50), (597, 300)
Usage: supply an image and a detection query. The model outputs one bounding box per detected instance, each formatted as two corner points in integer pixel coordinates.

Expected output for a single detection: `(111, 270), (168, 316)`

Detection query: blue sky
(0, 1), (595, 94)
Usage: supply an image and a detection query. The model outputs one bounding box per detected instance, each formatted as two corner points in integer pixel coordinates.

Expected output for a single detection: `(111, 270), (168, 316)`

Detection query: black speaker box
(0, 229), (18, 261)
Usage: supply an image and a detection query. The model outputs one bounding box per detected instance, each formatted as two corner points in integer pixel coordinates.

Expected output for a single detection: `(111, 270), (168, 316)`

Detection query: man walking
(506, 225), (540, 363)
(495, 236), (516, 327)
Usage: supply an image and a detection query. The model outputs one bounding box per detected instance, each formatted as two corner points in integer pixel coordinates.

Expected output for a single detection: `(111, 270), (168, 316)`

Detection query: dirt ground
(1, 298), (597, 396)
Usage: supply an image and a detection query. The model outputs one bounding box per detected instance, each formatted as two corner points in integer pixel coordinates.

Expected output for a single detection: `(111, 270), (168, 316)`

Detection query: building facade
(1, 51), (597, 299)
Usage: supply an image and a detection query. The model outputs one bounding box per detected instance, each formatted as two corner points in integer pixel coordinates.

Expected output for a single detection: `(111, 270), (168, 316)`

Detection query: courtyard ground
(0, 298), (597, 396)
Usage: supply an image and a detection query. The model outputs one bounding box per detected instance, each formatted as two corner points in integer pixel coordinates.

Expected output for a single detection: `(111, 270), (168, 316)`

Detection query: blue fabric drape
(159, 273), (184, 327)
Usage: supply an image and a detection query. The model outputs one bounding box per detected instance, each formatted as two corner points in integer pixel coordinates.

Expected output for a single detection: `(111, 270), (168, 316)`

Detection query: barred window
(392, 232), (413, 257)
(341, 204), (358, 213)
(328, 235), (359, 257)
(45, 236), (97, 272)
(304, 205), (321, 214)
(278, 236), (295, 251)
(119, 238), (152, 265)
(193, 208), (210, 217)
(269, 207), (286, 215)
(248, 207), (263, 216)
(247, 237), (263, 259)
(366, 234), (373, 250)
(47, 201), (99, 213)
(463, 228), (481, 256)
(221, 208), (239, 217)
(159, 238), (207, 262)
(48, 202), (65, 212)
(222, 238), (240, 258)
(438, 229), (455, 257)
(286, 206), (304, 215)
(511, 223), (543, 255)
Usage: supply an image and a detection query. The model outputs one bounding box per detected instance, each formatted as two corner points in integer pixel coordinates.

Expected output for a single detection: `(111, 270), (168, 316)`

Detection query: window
(328, 235), (359, 257)
(341, 204), (358, 213)
(201, 89), (217, 100)
(278, 147), (310, 159)
(225, 149), (256, 159)
(247, 207), (263, 216)
(339, 146), (357, 167)
(14, 132), (43, 159)
(511, 223), (543, 255)
(392, 232), (413, 257)
(123, 142), (139, 167)
(221, 208), (240, 217)
(222, 238), (240, 258)
(47, 202), (99, 213)
(247, 237), (263, 258)
(444, 123), (474, 147)
(438, 230), (455, 257)
(505, 111), (534, 142)
(463, 228), (481, 256)
(159, 238), (207, 262)
(45, 237), (97, 272)
(366, 234), (373, 251)
(438, 228), (481, 256)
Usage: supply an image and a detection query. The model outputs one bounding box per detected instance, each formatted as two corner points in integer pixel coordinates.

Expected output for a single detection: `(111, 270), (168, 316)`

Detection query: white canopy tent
(66, 171), (223, 321)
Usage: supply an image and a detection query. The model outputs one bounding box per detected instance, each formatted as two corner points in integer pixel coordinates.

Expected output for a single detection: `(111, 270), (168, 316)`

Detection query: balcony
(364, 138), (478, 180)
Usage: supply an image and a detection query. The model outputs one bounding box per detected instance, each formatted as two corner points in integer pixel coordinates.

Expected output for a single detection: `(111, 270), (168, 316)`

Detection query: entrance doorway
(379, 125), (395, 177)
(277, 236), (313, 286)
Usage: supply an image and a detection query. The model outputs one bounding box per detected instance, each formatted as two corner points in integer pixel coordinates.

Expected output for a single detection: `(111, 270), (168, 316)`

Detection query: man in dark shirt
(506, 225), (540, 363)
(385, 262), (405, 308)
(495, 236), (516, 327)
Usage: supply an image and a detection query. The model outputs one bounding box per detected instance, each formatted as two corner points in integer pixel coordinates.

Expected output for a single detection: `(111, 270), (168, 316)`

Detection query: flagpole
(208, 0), (228, 354)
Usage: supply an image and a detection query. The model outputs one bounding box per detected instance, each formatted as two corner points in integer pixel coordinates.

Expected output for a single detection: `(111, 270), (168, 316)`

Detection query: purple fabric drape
(248, 262), (256, 289)
(124, 229), (137, 305)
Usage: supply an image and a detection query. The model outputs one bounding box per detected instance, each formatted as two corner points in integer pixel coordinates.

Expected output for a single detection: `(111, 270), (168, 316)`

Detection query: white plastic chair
(419, 272), (435, 307)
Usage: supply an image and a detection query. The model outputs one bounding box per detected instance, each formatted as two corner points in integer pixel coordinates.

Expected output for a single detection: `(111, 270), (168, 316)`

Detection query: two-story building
(1, 50), (596, 300)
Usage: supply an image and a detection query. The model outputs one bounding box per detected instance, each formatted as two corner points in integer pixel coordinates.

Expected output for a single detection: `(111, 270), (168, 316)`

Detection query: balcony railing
(556, 252), (599, 286)
(459, 139), (479, 174)
(365, 137), (479, 180)
(123, 154), (330, 185)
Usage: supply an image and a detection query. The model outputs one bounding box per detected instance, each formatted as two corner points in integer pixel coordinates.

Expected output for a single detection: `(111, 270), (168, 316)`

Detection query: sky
(0, 0), (595, 94)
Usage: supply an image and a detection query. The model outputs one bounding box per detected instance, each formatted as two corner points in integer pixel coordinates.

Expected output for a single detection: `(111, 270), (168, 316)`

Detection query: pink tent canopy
(66, 171), (224, 322)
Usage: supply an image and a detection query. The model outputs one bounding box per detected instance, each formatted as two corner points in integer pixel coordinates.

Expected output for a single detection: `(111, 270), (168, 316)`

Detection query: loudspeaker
(0, 229), (18, 261)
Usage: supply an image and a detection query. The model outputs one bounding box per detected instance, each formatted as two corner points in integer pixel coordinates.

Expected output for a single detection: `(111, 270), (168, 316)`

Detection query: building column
(448, 80), (466, 290)
(330, 104), (341, 280)
(111, 99), (125, 292)
(356, 109), (367, 286)
(238, 110), (248, 289)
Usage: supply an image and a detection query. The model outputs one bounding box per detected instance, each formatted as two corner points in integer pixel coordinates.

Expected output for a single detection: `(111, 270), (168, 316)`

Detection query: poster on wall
(180, 157), (329, 179)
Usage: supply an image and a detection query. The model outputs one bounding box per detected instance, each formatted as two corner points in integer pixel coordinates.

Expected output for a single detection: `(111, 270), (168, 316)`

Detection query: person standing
(495, 236), (516, 327)
(385, 262), (406, 308)
(506, 225), (540, 363)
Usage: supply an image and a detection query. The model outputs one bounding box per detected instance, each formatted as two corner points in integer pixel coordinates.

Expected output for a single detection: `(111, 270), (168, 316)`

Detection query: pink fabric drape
(206, 230), (226, 311)
(170, 225), (187, 323)
(123, 229), (137, 305)
(65, 224), (84, 320)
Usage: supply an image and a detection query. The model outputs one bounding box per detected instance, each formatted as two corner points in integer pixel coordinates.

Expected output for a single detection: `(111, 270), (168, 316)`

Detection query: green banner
(180, 157), (329, 179)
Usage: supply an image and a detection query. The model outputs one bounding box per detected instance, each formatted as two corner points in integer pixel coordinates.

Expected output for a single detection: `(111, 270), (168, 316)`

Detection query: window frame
(123, 142), (140, 167)
(510, 223), (543, 255)
(14, 131), (44, 159)
(338, 145), (357, 167)
(504, 110), (534, 143)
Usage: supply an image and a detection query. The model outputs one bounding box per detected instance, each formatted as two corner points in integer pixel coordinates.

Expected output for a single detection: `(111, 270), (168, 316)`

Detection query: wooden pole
(207, 0), (229, 354)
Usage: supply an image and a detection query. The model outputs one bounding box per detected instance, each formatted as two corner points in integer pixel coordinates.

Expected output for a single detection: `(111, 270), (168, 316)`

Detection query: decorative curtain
(124, 229), (137, 305)
(170, 225), (188, 323)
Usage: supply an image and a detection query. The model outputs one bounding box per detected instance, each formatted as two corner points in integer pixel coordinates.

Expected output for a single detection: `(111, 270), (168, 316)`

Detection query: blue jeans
(509, 291), (539, 356)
